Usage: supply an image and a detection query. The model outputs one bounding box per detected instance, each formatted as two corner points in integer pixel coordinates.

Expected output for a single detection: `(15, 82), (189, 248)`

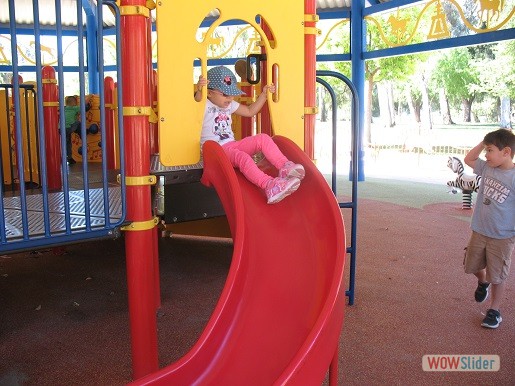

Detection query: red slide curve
(132, 136), (346, 385)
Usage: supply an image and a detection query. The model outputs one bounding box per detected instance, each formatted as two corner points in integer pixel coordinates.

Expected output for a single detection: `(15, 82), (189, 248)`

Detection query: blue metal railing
(0, 0), (126, 253)
(316, 70), (360, 306)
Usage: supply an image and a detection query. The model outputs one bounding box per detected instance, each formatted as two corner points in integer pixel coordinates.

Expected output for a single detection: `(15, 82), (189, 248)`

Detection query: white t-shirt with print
(200, 99), (240, 148)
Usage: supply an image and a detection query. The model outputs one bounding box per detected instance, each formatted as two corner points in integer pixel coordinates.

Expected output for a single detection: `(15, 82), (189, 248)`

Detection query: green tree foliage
(361, 5), (430, 141)
(431, 47), (482, 121)
(472, 41), (515, 99)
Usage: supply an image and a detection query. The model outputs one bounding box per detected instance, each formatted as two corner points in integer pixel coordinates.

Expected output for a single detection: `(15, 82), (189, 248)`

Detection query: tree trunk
(377, 82), (393, 128)
(320, 88), (328, 122)
(406, 89), (421, 123)
(420, 74), (432, 130)
(462, 98), (473, 122)
(364, 77), (374, 145)
(414, 105), (421, 123)
(500, 96), (511, 129)
(387, 82), (396, 126)
(439, 88), (454, 124)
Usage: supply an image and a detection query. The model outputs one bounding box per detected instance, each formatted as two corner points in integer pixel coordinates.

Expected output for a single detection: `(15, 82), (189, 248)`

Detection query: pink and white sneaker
(279, 161), (305, 180)
(265, 176), (301, 204)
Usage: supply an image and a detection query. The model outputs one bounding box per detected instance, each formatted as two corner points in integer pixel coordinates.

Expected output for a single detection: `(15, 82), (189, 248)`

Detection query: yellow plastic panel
(0, 89), (12, 184)
(18, 85), (40, 183)
(71, 95), (103, 163)
(156, 0), (304, 166)
(0, 87), (40, 185)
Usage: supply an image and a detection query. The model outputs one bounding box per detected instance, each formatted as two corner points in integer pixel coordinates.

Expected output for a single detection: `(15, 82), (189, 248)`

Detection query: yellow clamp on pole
(119, 5), (150, 18)
(42, 78), (58, 84)
(123, 106), (152, 116)
(123, 106), (157, 123)
(304, 14), (320, 22)
(43, 101), (59, 107)
(117, 174), (157, 186)
(105, 103), (115, 109)
(304, 27), (322, 35)
(304, 106), (318, 115)
(149, 108), (158, 124)
(121, 216), (159, 232)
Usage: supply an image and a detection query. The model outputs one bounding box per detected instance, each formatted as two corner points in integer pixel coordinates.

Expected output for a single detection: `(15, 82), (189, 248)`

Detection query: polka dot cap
(207, 66), (245, 96)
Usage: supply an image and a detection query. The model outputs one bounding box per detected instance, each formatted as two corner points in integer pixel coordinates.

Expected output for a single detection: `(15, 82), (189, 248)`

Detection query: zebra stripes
(447, 156), (482, 209)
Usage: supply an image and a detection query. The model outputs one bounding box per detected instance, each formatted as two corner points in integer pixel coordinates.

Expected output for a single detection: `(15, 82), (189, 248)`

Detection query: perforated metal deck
(3, 187), (123, 241)
(150, 154), (203, 174)
(150, 154), (204, 185)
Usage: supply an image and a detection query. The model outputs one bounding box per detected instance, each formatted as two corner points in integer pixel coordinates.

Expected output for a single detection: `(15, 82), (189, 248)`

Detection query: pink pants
(222, 134), (289, 189)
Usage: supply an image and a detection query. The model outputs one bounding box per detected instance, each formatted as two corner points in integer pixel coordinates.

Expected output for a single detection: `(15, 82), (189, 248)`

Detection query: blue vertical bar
(107, 0), (127, 221)
(315, 78), (338, 192)
(55, 0), (73, 233)
(87, 16), (99, 94)
(77, 0), (93, 232)
(8, 0), (30, 240)
(96, 1), (111, 227)
(31, 0), (52, 237)
(82, 0), (99, 94)
(0, 87), (6, 243)
(350, 0), (365, 182)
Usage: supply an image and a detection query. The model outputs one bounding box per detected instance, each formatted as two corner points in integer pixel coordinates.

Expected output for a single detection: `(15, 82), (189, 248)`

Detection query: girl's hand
(197, 76), (208, 92)
(263, 83), (276, 94)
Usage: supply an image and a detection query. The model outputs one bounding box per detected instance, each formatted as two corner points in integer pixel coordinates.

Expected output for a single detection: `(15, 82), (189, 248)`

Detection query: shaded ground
(0, 177), (513, 385)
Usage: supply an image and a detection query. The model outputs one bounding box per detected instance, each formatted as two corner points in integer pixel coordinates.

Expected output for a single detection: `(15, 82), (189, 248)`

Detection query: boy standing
(463, 128), (515, 329)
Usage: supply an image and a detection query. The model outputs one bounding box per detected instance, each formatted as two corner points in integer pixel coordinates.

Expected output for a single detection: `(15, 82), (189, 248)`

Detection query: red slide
(132, 136), (346, 385)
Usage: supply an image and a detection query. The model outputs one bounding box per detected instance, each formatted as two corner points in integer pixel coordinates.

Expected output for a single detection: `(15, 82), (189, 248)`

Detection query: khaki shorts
(464, 231), (515, 284)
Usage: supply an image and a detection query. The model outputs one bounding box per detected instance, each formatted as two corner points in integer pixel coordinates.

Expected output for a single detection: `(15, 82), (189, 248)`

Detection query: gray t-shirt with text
(471, 158), (515, 239)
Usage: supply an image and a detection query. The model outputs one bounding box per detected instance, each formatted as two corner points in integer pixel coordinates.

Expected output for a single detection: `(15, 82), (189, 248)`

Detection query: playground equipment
(2, 0), (513, 383)
(71, 94), (114, 164)
(1, 0), (349, 381)
(133, 136), (346, 385)
(143, 2), (347, 382)
(0, 81), (40, 189)
(0, 4), (126, 252)
(156, 1), (306, 166)
(447, 156), (481, 209)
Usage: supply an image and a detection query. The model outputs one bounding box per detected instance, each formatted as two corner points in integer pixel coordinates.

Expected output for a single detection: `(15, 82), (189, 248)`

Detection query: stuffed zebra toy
(446, 156), (481, 209)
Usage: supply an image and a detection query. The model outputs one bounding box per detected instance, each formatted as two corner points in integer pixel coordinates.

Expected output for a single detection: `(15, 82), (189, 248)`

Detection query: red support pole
(304, 0), (317, 159)
(121, 0), (159, 379)
(152, 226), (161, 310)
(104, 77), (116, 170)
(41, 66), (62, 190)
